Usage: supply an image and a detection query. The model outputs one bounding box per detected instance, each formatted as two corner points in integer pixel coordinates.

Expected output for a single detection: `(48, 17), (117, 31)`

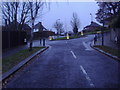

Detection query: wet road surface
(5, 35), (120, 88)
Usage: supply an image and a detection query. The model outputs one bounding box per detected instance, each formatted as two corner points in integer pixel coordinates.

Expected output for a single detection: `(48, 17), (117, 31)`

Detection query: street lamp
(90, 13), (93, 23)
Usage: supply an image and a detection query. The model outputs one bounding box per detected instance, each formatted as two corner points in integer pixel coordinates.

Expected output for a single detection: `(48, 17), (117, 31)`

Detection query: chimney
(39, 22), (42, 25)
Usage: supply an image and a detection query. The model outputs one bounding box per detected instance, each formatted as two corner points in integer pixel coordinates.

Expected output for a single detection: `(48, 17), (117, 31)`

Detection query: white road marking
(85, 37), (88, 39)
(46, 45), (52, 50)
(80, 65), (95, 87)
(70, 51), (77, 59)
(82, 42), (93, 51)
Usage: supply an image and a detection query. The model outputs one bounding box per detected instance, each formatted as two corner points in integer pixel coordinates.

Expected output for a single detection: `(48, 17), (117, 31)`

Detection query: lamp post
(101, 4), (105, 46)
(90, 13), (93, 23)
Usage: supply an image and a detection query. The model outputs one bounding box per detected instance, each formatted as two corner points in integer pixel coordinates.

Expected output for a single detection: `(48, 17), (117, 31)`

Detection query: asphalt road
(5, 35), (120, 88)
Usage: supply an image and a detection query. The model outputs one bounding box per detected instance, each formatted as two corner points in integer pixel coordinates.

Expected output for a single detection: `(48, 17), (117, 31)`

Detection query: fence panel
(2, 31), (27, 50)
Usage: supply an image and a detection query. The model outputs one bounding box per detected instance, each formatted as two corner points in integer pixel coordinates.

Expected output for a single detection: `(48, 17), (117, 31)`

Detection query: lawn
(2, 47), (45, 73)
(94, 45), (120, 57)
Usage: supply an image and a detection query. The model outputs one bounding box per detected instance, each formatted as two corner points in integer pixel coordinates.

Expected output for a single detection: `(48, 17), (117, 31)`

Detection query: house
(83, 21), (101, 33)
(34, 22), (47, 32)
(33, 22), (55, 39)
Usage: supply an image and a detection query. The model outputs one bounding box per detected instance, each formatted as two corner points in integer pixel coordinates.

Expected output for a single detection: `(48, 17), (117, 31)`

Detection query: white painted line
(80, 65), (87, 75)
(85, 37), (88, 39)
(80, 65), (95, 87)
(70, 51), (77, 59)
(47, 45), (51, 48)
(83, 42), (93, 51)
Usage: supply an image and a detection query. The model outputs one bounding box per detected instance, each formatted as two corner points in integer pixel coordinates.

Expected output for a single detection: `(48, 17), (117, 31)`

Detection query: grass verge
(93, 45), (120, 57)
(2, 47), (45, 73)
(52, 35), (86, 40)
(84, 30), (110, 35)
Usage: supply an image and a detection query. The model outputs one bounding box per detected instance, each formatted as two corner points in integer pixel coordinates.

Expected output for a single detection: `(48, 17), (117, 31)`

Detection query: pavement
(3, 35), (120, 88)
(2, 45), (28, 58)
(2, 39), (50, 58)
(95, 32), (118, 50)
(91, 37), (120, 61)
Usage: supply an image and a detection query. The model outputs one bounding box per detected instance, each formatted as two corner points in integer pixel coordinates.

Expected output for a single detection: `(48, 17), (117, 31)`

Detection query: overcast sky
(35, 2), (99, 33)
(0, 1), (99, 32)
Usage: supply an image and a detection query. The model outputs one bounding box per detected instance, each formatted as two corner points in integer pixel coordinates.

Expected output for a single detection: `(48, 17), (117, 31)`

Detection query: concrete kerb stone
(90, 40), (120, 62)
(0, 46), (49, 82)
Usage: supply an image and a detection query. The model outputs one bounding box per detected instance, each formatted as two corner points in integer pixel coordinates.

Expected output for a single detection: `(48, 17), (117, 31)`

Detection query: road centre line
(70, 51), (77, 59)
(80, 65), (95, 88)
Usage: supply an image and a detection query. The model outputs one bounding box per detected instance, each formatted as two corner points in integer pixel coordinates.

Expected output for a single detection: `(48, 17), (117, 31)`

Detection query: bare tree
(29, 1), (45, 51)
(53, 20), (64, 37)
(2, 1), (49, 51)
(70, 12), (80, 35)
(96, 2), (120, 23)
(2, 2), (12, 25)
(2, 2), (30, 30)
(2, 2), (20, 30)
(18, 2), (30, 30)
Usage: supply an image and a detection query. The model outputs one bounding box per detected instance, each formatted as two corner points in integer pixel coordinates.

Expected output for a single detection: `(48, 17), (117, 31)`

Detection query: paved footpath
(2, 39), (50, 58)
(4, 35), (120, 88)
(2, 45), (28, 58)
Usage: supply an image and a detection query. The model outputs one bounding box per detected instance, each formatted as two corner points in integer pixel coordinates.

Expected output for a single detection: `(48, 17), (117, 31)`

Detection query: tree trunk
(29, 19), (34, 51)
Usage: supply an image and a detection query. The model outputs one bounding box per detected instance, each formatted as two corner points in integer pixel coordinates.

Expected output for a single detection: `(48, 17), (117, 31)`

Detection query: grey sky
(36, 2), (99, 32)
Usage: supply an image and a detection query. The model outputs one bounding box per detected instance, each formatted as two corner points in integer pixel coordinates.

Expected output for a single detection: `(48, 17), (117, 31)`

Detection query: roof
(34, 22), (47, 31)
(84, 21), (101, 29)
(90, 21), (101, 27)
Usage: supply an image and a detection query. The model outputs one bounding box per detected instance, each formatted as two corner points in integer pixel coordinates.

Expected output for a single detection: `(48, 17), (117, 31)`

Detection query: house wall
(96, 30), (119, 49)
(110, 28), (120, 43)
(116, 28), (120, 43)
(110, 29), (116, 42)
